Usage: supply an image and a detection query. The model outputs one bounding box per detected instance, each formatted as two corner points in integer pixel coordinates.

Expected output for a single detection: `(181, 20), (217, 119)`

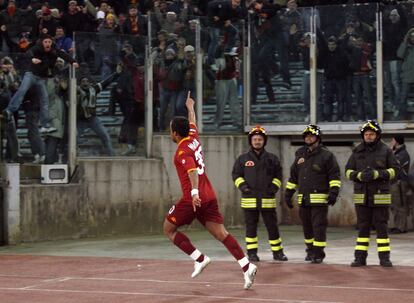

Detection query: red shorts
(166, 199), (224, 227)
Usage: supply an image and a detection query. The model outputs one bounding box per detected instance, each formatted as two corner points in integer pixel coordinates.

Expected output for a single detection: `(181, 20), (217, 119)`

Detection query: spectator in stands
(0, 0), (28, 41)
(155, 48), (187, 131)
(1, 24), (34, 54)
(116, 45), (145, 156)
(181, 19), (210, 54)
(36, 7), (59, 37)
(122, 4), (147, 36)
(44, 61), (66, 164)
(397, 28), (414, 120)
(250, 0), (283, 104)
(383, 8), (406, 113)
(281, 0), (303, 63)
(215, 47), (241, 129)
(154, 29), (169, 56)
(61, 0), (94, 39)
(77, 73), (117, 156)
(97, 13), (120, 80)
(207, 0), (243, 66)
(347, 33), (375, 121)
(174, 36), (187, 60)
(182, 45), (196, 99)
(2, 35), (79, 134)
(55, 26), (73, 54)
(22, 86), (46, 164)
(154, 1), (189, 34)
(320, 35), (350, 121)
(0, 57), (19, 163)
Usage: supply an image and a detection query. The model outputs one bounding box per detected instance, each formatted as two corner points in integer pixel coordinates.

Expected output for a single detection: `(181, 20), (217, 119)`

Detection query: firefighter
(232, 125), (288, 262)
(284, 124), (341, 264)
(345, 120), (399, 267)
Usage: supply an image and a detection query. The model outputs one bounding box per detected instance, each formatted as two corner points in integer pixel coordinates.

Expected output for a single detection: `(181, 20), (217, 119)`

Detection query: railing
(2, 2), (414, 167)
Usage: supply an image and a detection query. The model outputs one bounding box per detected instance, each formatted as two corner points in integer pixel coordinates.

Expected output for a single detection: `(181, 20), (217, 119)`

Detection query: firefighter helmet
(248, 125), (267, 146)
(302, 124), (322, 138)
(360, 120), (382, 136)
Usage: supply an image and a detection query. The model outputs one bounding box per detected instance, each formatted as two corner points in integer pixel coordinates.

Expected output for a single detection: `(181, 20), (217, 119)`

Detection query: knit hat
(165, 48), (176, 56)
(184, 45), (194, 52)
(43, 8), (51, 15)
(96, 11), (105, 19)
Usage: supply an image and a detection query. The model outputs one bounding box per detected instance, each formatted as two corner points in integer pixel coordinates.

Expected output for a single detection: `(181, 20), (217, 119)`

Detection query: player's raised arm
(186, 91), (196, 125)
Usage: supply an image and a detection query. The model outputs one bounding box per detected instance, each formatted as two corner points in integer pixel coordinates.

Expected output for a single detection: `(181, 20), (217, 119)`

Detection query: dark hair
(171, 117), (190, 137)
(393, 135), (404, 145)
(328, 35), (337, 43)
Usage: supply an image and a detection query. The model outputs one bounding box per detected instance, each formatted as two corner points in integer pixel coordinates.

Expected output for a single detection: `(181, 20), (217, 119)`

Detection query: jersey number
(194, 146), (205, 175)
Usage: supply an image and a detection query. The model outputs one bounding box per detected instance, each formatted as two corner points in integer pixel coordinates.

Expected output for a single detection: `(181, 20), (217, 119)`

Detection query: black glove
(267, 183), (279, 195)
(327, 190), (339, 206)
(360, 168), (379, 183)
(239, 183), (252, 195)
(284, 189), (294, 209)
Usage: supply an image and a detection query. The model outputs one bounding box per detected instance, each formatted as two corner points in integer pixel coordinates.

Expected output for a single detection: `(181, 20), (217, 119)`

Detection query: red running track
(0, 255), (413, 303)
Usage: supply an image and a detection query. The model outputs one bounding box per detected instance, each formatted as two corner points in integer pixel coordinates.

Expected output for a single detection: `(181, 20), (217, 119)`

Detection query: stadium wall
(3, 134), (412, 243)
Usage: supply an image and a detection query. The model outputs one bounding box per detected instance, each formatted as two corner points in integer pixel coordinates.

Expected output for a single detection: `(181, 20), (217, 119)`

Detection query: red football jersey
(174, 123), (216, 203)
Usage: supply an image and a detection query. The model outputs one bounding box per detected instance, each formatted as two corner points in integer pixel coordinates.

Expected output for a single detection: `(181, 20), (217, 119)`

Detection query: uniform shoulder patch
(297, 157), (305, 164)
(178, 150), (184, 156)
(245, 160), (255, 167)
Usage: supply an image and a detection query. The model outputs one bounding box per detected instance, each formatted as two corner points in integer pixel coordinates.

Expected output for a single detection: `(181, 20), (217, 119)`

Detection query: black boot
(350, 258), (367, 267)
(305, 246), (313, 261)
(380, 259), (393, 267)
(248, 251), (260, 262)
(311, 249), (325, 264)
(273, 251), (288, 261)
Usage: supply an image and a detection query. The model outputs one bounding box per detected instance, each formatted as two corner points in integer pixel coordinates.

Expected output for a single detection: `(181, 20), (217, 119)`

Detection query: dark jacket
(27, 44), (76, 78)
(122, 14), (147, 36)
(232, 149), (282, 209)
(345, 140), (399, 207)
(321, 47), (350, 80)
(393, 144), (410, 181)
(207, 0), (244, 28)
(286, 144), (341, 206)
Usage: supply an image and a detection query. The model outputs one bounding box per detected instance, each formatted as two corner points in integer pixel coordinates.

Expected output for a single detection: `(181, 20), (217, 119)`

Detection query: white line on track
(0, 287), (342, 303)
(21, 277), (72, 290)
(60, 276), (414, 293)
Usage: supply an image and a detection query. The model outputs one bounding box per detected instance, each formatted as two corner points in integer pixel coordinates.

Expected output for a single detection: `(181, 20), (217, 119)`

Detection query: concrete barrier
(3, 134), (412, 243)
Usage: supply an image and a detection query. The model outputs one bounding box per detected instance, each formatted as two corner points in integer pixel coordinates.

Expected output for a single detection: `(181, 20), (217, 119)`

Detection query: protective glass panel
(316, 3), (378, 122)
(200, 14), (244, 133)
(75, 31), (147, 157)
(382, 1), (414, 121)
(249, 5), (312, 124)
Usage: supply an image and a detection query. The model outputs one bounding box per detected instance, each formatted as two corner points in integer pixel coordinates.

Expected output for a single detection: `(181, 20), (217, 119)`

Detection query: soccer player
(163, 92), (257, 290)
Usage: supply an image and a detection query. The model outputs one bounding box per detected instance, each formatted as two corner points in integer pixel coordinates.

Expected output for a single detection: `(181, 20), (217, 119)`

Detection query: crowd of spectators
(0, 0), (413, 162)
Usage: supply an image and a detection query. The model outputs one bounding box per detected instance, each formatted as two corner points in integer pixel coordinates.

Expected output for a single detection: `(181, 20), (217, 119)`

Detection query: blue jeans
(207, 25), (238, 64)
(158, 87), (186, 131)
(6, 72), (50, 128)
(384, 60), (402, 105)
(78, 116), (115, 156)
(352, 74), (375, 121)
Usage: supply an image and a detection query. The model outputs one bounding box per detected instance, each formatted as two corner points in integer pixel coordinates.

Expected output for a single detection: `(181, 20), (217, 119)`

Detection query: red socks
(222, 234), (250, 272)
(173, 232), (204, 262)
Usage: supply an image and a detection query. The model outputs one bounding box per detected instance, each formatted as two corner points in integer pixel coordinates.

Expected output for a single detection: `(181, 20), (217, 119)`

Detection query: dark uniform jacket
(394, 144), (410, 181)
(232, 149), (282, 209)
(286, 144), (341, 206)
(345, 141), (399, 207)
